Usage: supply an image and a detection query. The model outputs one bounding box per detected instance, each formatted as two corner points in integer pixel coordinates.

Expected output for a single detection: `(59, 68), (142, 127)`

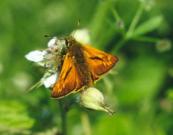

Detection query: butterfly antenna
(77, 19), (81, 28)
(71, 19), (81, 37)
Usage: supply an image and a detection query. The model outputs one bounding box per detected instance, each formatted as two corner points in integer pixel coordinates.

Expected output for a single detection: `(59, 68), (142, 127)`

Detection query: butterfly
(51, 36), (118, 98)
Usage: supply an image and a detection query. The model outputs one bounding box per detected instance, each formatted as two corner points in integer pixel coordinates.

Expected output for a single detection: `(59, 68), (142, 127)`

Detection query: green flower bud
(80, 87), (114, 115)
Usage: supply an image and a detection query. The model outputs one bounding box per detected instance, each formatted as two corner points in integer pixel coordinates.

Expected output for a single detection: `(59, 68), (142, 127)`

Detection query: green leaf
(93, 113), (165, 135)
(133, 16), (163, 37)
(0, 100), (35, 133)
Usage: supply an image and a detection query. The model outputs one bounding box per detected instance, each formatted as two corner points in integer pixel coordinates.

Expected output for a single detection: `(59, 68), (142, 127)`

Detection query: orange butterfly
(52, 36), (118, 98)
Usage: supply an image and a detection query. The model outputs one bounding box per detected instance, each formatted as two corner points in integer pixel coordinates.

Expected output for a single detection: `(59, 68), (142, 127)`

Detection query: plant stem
(112, 8), (121, 21)
(132, 36), (160, 43)
(126, 3), (144, 39)
(81, 113), (91, 135)
(112, 2), (144, 53)
(59, 99), (67, 135)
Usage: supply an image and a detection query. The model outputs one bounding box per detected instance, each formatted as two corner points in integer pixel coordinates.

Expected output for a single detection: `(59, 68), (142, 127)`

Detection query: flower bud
(80, 87), (114, 115)
(139, 0), (155, 11)
(156, 39), (172, 52)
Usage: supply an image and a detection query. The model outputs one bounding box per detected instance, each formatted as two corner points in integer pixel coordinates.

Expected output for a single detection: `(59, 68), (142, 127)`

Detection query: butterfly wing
(82, 45), (118, 81)
(52, 52), (84, 98)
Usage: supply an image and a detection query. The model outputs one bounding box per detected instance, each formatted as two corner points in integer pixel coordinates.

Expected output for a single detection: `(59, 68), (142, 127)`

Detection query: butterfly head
(64, 36), (78, 47)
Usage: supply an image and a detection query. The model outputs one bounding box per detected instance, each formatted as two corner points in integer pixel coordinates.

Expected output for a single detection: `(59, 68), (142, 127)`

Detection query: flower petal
(25, 50), (47, 62)
(48, 37), (57, 48)
(43, 73), (58, 88)
(72, 29), (90, 44)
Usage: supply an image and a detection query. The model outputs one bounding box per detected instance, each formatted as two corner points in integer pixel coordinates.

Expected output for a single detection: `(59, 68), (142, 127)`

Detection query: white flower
(80, 87), (114, 115)
(25, 37), (61, 90)
(25, 50), (47, 62)
(72, 28), (90, 44)
(55, 39), (67, 51)
(47, 37), (57, 48)
(42, 73), (58, 88)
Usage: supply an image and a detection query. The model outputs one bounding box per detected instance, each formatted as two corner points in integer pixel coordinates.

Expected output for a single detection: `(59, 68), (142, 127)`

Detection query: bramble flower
(25, 36), (62, 89)
(80, 87), (114, 115)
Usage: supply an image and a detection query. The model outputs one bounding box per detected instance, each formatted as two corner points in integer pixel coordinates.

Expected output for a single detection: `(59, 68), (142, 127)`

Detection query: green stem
(112, 8), (121, 21)
(112, 2), (145, 53)
(59, 100), (67, 135)
(81, 113), (91, 135)
(126, 3), (144, 39)
(132, 36), (160, 43)
(112, 8), (125, 36)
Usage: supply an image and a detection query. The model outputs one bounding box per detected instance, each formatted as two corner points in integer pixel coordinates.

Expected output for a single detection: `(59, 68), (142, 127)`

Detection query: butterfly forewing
(82, 45), (118, 81)
(52, 52), (84, 98)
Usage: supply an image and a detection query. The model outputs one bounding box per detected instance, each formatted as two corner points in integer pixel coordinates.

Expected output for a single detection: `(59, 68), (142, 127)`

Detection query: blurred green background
(0, 0), (173, 134)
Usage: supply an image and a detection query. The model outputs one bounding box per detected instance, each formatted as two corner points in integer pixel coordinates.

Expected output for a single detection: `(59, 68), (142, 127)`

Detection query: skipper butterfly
(52, 36), (118, 98)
